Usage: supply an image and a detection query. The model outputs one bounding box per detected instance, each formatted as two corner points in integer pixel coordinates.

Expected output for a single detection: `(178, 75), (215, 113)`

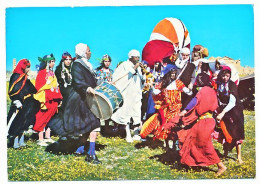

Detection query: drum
(85, 82), (123, 120)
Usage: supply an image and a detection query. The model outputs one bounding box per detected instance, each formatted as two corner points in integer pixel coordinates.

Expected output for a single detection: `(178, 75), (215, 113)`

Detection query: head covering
(195, 72), (212, 87)
(142, 40), (175, 67)
(13, 59), (30, 74)
(180, 47), (190, 55)
(221, 65), (232, 73)
(128, 49), (140, 59)
(192, 45), (209, 58)
(75, 43), (88, 59)
(38, 53), (55, 63)
(142, 60), (148, 65)
(37, 54), (55, 71)
(161, 63), (178, 76)
(62, 51), (72, 59)
(101, 54), (112, 63)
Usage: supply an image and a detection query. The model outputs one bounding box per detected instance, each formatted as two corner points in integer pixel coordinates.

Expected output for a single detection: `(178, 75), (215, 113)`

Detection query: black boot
(85, 153), (102, 164)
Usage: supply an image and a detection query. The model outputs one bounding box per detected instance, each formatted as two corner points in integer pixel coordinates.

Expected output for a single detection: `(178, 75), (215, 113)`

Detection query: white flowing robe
(111, 60), (145, 125)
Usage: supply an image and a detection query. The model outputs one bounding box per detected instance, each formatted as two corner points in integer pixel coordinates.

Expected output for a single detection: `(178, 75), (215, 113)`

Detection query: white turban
(75, 43), (88, 59)
(128, 49), (140, 59)
(180, 47), (190, 55)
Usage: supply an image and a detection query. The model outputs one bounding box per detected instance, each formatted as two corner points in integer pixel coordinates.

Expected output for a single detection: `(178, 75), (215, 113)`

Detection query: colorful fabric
(141, 79), (185, 140)
(62, 51), (72, 59)
(178, 86), (220, 166)
(13, 59), (30, 74)
(150, 18), (190, 50)
(34, 69), (62, 110)
(33, 69), (62, 132)
(7, 73), (40, 136)
(216, 80), (244, 150)
(95, 68), (114, 82)
(142, 40), (175, 67)
(38, 54), (55, 63)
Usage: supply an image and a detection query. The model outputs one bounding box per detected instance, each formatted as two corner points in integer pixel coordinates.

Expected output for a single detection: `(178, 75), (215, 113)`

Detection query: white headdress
(75, 43), (88, 59)
(128, 49), (140, 59)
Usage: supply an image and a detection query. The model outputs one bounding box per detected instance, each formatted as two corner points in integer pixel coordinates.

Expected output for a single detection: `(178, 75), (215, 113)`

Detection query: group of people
(7, 42), (245, 176)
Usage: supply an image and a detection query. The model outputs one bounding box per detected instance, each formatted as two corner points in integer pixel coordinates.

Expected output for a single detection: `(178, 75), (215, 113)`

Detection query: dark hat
(62, 51), (72, 59)
(162, 63), (178, 76)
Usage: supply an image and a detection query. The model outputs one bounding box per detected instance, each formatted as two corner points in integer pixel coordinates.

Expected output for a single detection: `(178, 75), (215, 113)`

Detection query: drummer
(111, 49), (146, 142)
(48, 43), (102, 164)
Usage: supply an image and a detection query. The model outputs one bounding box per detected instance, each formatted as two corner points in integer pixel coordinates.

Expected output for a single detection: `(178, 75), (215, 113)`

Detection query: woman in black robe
(48, 43), (101, 164)
(55, 51), (73, 109)
(216, 67), (244, 164)
(7, 59), (40, 148)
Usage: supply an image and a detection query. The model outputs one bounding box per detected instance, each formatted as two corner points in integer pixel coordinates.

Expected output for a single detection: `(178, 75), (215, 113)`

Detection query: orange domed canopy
(150, 18), (190, 50)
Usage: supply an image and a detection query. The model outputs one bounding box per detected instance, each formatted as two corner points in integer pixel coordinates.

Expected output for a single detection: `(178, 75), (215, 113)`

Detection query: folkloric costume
(177, 73), (221, 166)
(95, 54), (114, 83)
(48, 44), (100, 138)
(111, 50), (145, 126)
(140, 65), (191, 140)
(7, 59), (40, 148)
(55, 52), (73, 102)
(215, 68), (244, 152)
(33, 54), (63, 132)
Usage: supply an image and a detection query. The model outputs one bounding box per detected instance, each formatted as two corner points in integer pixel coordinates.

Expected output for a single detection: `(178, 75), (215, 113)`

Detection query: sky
(5, 4), (254, 71)
(1, 2), (260, 184)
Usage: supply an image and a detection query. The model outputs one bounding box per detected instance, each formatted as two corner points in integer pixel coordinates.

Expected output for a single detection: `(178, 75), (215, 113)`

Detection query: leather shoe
(85, 153), (102, 164)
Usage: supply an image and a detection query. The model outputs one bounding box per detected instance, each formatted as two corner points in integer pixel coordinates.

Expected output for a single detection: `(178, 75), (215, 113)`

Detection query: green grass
(7, 110), (255, 181)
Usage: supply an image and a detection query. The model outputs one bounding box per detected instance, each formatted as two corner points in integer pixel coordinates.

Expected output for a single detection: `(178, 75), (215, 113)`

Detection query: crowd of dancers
(7, 42), (245, 176)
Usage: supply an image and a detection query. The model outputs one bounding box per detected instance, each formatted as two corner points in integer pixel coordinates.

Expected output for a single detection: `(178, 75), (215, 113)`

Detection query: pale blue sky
(6, 5), (254, 71)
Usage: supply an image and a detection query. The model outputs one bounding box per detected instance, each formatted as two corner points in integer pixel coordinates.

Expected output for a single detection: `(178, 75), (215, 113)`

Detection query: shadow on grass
(45, 136), (107, 155)
(135, 137), (216, 173)
(134, 136), (164, 149)
(150, 149), (215, 173)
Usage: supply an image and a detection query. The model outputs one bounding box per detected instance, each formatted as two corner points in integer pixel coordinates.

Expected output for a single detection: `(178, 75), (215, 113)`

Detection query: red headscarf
(9, 59), (30, 97)
(13, 59), (31, 74)
(142, 40), (175, 67)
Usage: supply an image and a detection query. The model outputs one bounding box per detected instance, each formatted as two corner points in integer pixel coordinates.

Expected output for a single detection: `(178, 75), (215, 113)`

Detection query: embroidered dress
(95, 68), (113, 82)
(33, 69), (62, 132)
(141, 79), (185, 140)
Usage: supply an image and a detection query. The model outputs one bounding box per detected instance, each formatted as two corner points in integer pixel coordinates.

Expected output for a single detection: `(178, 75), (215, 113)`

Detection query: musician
(111, 49), (145, 142)
(7, 59), (40, 149)
(48, 43), (101, 164)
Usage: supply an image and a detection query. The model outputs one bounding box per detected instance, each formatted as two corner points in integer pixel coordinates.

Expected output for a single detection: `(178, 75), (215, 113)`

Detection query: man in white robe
(111, 49), (145, 142)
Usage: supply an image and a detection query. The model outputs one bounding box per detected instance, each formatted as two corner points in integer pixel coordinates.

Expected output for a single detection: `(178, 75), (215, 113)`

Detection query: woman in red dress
(140, 64), (192, 149)
(33, 54), (63, 146)
(178, 73), (226, 176)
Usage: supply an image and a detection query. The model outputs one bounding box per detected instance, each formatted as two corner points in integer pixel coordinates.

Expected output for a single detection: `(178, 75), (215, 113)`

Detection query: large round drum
(85, 82), (123, 120)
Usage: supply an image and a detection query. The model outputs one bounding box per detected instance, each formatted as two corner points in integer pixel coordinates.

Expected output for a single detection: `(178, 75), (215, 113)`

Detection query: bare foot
(237, 158), (244, 164)
(215, 166), (227, 177)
